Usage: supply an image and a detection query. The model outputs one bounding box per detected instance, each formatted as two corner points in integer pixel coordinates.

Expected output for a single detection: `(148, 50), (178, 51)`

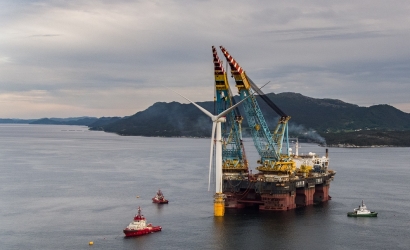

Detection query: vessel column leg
(314, 184), (330, 202)
(214, 193), (225, 216)
(296, 188), (315, 206)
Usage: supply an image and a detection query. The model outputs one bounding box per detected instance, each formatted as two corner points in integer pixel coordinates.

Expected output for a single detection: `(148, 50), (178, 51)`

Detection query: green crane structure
(219, 46), (295, 174)
(212, 46), (248, 177)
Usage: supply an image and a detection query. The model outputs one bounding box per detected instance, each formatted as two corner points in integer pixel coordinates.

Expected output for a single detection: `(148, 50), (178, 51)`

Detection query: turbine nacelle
(214, 117), (226, 123)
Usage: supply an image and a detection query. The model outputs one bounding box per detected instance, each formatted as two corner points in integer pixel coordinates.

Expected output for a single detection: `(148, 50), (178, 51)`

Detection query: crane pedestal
(214, 193), (226, 216)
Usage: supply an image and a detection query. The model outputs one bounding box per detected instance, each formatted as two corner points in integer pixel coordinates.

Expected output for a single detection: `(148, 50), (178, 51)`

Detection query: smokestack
(326, 148), (328, 158)
(296, 138), (299, 156)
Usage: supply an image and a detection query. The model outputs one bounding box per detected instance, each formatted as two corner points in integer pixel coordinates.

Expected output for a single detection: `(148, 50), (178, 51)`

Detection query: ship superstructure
(211, 46), (336, 212)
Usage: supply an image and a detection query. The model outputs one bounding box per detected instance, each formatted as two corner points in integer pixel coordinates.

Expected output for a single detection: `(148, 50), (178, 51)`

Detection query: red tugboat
(152, 189), (168, 204)
(123, 206), (162, 237)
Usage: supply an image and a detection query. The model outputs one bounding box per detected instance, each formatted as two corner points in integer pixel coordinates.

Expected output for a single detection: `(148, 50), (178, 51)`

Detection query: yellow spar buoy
(89, 241), (94, 245)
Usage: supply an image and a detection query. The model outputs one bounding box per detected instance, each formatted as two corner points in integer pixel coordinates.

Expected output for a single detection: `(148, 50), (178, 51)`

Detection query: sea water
(0, 124), (409, 249)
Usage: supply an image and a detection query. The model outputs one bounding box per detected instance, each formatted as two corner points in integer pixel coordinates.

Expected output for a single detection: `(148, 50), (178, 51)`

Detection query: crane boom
(212, 46), (248, 173)
(219, 46), (294, 173)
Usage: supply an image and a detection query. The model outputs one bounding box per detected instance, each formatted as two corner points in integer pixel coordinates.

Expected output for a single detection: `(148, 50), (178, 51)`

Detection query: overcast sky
(1, 0), (410, 119)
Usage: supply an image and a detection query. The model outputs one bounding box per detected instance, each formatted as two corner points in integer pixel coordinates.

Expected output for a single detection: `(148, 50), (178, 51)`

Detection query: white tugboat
(347, 200), (378, 217)
(123, 206), (162, 237)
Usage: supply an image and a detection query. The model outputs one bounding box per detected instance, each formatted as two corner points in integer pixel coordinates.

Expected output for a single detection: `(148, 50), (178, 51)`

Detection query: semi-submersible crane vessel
(212, 46), (336, 213)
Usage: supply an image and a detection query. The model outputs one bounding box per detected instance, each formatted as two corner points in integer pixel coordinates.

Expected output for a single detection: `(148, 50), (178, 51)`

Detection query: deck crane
(219, 46), (295, 174)
(212, 46), (248, 179)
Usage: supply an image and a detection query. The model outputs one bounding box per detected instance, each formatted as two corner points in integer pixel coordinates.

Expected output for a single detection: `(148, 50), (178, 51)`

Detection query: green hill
(89, 92), (410, 146)
(101, 101), (213, 137)
(261, 93), (410, 132)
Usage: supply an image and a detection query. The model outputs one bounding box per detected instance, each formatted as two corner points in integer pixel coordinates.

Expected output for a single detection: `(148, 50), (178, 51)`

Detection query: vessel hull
(347, 212), (378, 217)
(152, 198), (168, 204)
(223, 172), (335, 211)
(259, 193), (296, 211)
(123, 226), (162, 237)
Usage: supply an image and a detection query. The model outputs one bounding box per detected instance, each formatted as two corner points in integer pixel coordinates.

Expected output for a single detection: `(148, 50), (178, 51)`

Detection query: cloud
(1, 0), (410, 118)
(29, 34), (61, 37)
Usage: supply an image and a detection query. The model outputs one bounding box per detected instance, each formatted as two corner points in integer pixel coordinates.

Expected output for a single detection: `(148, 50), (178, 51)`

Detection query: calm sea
(1, 124), (409, 250)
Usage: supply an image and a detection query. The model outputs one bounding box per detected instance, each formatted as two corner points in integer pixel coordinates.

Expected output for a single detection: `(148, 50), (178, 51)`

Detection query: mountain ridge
(2, 92), (409, 146)
(90, 92), (410, 146)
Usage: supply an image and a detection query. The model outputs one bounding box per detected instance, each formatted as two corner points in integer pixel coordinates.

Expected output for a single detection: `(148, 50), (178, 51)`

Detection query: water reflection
(2, 125), (410, 250)
(212, 204), (333, 249)
(154, 203), (166, 214)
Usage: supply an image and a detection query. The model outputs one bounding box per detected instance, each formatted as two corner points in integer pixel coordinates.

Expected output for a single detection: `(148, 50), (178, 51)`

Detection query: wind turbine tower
(169, 89), (250, 216)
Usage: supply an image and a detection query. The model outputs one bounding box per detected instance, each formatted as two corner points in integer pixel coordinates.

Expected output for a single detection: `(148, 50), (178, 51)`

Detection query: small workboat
(123, 206), (162, 237)
(347, 200), (377, 217)
(152, 189), (168, 204)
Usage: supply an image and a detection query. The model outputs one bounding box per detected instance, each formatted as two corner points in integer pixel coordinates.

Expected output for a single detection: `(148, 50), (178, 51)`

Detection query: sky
(1, 0), (410, 119)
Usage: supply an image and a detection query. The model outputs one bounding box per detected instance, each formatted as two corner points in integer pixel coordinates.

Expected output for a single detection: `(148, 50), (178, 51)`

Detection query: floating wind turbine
(168, 89), (251, 193)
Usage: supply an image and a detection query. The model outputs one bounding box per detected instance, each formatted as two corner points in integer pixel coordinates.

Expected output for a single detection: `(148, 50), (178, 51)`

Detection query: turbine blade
(216, 92), (253, 119)
(167, 87), (214, 119)
(208, 122), (216, 191)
